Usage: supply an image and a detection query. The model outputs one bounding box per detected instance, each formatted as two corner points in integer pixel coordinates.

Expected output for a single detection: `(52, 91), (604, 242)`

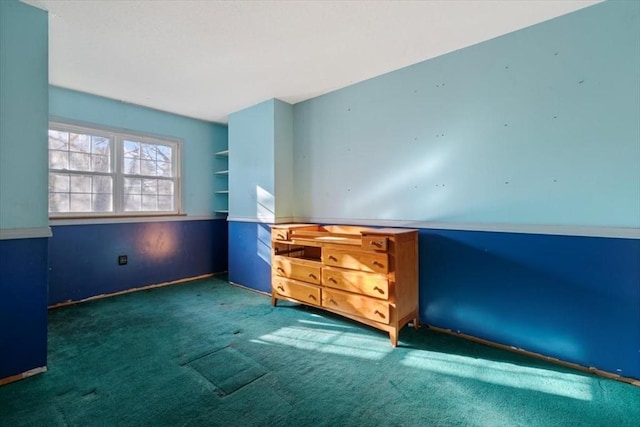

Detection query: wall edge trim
(227, 216), (294, 224)
(49, 215), (222, 227)
(293, 217), (640, 239)
(228, 280), (272, 297)
(0, 227), (52, 240)
(48, 273), (220, 308)
(0, 366), (47, 387)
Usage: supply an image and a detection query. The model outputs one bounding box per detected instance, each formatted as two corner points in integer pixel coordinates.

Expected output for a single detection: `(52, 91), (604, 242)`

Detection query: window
(48, 123), (180, 216)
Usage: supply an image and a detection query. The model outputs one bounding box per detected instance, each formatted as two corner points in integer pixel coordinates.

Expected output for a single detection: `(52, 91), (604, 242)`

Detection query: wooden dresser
(271, 224), (419, 346)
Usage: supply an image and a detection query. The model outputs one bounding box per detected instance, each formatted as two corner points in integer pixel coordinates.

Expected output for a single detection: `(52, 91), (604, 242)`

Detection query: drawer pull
(373, 286), (384, 294)
(328, 299), (337, 305)
(308, 294), (317, 300)
(277, 267), (285, 272)
(329, 255), (337, 261)
(374, 310), (386, 319)
(369, 240), (384, 247)
(328, 277), (337, 283)
(373, 261), (385, 268)
(277, 285), (285, 292)
(276, 233), (286, 240)
(308, 273), (317, 279)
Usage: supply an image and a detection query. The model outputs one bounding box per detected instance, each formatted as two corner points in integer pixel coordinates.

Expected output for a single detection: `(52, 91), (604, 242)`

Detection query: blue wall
(293, 1), (639, 227)
(228, 99), (276, 221)
(420, 229), (640, 378)
(0, 0), (49, 380)
(50, 86), (228, 216)
(228, 221), (272, 294)
(48, 88), (229, 304)
(49, 220), (227, 305)
(229, 1), (640, 380)
(0, 0), (49, 231)
(0, 238), (48, 378)
(227, 99), (294, 289)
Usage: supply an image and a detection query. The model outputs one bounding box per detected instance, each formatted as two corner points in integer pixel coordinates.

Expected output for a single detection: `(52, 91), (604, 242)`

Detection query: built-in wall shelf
(214, 148), (229, 215)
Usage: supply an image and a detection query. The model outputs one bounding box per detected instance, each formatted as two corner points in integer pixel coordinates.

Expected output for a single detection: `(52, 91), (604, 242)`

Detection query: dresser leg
(271, 295), (277, 307)
(389, 329), (398, 347)
(413, 317), (420, 328)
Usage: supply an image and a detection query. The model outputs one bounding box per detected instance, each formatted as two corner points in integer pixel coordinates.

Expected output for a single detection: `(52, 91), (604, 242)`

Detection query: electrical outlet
(118, 255), (128, 265)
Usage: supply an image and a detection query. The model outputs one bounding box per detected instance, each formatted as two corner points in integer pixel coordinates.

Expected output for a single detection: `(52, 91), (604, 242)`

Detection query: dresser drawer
(273, 277), (321, 306)
(361, 235), (388, 251)
(273, 256), (321, 284)
(322, 249), (388, 274)
(322, 266), (389, 300)
(322, 288), (391, 324)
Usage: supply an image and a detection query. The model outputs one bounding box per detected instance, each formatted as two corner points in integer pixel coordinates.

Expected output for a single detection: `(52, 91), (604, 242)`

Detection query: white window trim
(48, 121), (182, 218)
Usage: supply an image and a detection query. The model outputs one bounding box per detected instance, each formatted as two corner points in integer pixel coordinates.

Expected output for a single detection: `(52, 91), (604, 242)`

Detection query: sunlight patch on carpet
(401, 350), (593, 401)
(254, 325), (392, 360)
(188, 347), (267, 396)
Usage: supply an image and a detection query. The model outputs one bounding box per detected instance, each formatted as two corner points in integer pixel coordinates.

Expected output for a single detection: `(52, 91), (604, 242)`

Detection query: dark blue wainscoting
(0, 237), (48, 379)
(420, 229), (640, 380)
(48, 219), (228, 305)
(228, 221), (272, 293)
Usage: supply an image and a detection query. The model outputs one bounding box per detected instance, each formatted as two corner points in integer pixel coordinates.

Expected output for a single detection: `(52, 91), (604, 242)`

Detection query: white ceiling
(23, 0), (600, 124)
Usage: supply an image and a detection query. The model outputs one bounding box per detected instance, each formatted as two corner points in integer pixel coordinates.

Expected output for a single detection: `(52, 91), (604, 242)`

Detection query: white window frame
(48, 121), (182, 218)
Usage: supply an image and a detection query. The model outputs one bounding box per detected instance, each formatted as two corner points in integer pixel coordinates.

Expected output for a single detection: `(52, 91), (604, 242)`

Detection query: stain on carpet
(187, 346), (267, 396)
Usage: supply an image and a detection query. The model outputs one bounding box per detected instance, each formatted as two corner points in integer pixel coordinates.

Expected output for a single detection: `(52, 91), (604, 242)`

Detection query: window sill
(48, 213), (225, 227)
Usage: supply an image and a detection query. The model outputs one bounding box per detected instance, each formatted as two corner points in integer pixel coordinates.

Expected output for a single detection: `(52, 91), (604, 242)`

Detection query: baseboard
(427, 325), (640, 387)
(48, 273), (222, 309)
(228, 281), (271, 297)
(0, 366), (47, 387)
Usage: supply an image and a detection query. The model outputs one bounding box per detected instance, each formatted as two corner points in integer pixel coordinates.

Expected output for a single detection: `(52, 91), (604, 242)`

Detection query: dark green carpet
(1, 277), (639, 426)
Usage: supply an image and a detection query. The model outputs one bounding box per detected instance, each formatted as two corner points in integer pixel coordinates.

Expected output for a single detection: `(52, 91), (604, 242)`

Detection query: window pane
(69, 133), (91, 153)
(142, 179), (157, 195)
(124, 178), (141, 194)
(124, 194), (142, 211)
(70, 193), (91, 211)
(123, 140), (140, 158)
(157, 180), (173, 195)
(157, 161), (172, 177)
(124, 158), (140, 175)
(140, 143), (157, 160)
(92, 176), (112, 194)
(158, 196), (173, 211)
(49, 173), (70, 192)
(92, 193), (112, 212)
(69, 152), (91, 171)
(48, 131), (69, 150)
(91, 136), (110, 154)
(91, 154), (110, 173)
(70, 175), (91, 193)
(157, 145), (171, 163)
(142, 195), (158, 210)
(49, 193), (69, 212)
(140, 160), (156, 176)
(49, 151), (69, 170)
